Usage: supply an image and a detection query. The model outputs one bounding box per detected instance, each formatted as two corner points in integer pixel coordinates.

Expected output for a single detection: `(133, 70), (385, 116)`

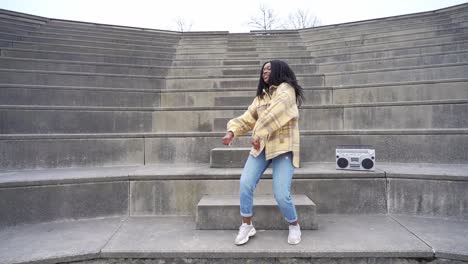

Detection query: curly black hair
(256, 60), (304, 107)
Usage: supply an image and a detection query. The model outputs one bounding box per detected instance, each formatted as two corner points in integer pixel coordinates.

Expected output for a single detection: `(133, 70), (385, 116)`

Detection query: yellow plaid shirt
(227, 82), (300, 168)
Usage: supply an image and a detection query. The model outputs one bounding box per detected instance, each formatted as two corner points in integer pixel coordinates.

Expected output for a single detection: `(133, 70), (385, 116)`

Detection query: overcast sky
(0, 0), (467, 32)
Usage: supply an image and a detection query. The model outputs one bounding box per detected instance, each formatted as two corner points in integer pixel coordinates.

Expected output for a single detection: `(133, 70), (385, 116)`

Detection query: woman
(222, 60), (304, 245)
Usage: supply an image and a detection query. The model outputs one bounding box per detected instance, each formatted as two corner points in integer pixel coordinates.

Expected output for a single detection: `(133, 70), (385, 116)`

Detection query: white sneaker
(288, 224), (301, 245)
(234, 223), (256, 245)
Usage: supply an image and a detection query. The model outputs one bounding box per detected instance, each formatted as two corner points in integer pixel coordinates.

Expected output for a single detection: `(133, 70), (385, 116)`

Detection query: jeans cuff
(240, 212), (253, 217)
(285, 217), (298, 223)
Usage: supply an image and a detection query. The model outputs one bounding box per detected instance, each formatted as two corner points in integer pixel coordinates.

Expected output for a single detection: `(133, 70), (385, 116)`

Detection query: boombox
(336, 145), (375, 171)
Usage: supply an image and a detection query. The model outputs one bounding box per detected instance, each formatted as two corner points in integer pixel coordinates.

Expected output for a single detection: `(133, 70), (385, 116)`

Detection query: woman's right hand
(222, 131), (234, 146)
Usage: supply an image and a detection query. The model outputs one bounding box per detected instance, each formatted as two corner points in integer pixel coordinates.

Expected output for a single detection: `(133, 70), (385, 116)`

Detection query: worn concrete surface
(196, 194), (318, 230)
(0, 217), (125, 264)
(2, 214), (468, 263)
(392, 215), (468, 261)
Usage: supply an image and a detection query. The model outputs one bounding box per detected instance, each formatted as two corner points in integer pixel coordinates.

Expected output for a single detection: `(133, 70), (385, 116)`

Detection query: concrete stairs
(0, 3), (468, 264)
(196, 194), (318, 230)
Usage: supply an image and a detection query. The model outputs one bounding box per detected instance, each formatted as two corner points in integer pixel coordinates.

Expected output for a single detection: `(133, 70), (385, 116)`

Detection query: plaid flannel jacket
(227, 82), (300, 168)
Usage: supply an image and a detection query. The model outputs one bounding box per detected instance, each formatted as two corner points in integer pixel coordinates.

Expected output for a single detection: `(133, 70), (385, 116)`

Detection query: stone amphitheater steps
(306, 25), (468, 51)
(1, 47), (175, 65)
(0, 20), (39, 32)
(309, 35), (468, 57)
(196, 194), (318, 230)
(0, 69), (166, 88)
(46, 19), (180, 35)
(0, 57), (171, 75)
(318, 50), (468, 72)
(4, 214), (468, 263)
(1, 129), (467, 169)
(6, 40), (177, 58)
(4, 99), (466, 133)
(301, 16), (468, 43)
(0, 162), (467, 221)
(332, 79), (468, 104)
(25, 30), (180, 46)
(0, 84), (162, 107)
(324, 62), (468, 86)
(0, 84), (332, 107)
(14, 34), (178, 52)
(0, 17), (42, 30)
(300, 7), (467, 39)
(174, 51), (314, 60)
(312, 40), (468, 63)
(0, 23), (180, 49)
(39, 21), (182, 41)
(172, 57), (315, 66)
(0, 23), (181, 47)
(164, 75), (324, 89)
(166, 63), (318, 77)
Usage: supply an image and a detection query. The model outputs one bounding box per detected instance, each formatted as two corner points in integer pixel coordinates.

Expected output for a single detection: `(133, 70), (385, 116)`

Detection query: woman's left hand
(251, 139), (260, 150)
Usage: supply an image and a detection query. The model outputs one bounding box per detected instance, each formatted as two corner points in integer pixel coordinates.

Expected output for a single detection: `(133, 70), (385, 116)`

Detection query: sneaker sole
(235, 228), (257, 245)
(288, 237), (301, 245)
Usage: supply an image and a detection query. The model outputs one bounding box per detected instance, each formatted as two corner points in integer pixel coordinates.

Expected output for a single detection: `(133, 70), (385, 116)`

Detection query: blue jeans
(239, 150), (298, 223)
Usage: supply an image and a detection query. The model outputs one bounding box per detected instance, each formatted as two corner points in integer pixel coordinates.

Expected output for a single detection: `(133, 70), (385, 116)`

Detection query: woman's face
(262, 62), (271, 84)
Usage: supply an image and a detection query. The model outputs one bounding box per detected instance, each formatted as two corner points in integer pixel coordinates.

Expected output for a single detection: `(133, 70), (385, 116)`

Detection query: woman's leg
(271, 152), (298, 224)
(239, 150), (270, 224)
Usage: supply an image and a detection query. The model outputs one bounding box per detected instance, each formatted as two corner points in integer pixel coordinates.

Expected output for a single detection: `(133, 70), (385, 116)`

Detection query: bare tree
(284, 9), (321, 29)
(175, 17), (193, 32)
(248, 4), (280, 31)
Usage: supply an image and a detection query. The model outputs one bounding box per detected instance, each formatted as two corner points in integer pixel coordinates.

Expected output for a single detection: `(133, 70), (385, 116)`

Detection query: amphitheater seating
(0, 4), (467, 264)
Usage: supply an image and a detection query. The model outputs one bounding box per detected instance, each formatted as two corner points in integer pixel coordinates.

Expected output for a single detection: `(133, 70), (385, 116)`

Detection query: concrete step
(1, 48), (174, 66)
(0, 12), (46, 22)
(0, 16), (43, 29)
(1, 162), (467, 223)
(159, 79), (468, 107)
(307, 26), (468, 51)
(303, 21), (468, 46)
(4, 215), (467, 263)
(318, 51), (468, 73)
(25, 30), (179, 47)
(2, 100), (466, 133)
(4, 87), (322, 108)
(1, 129), (467, 169)
(171, 57), (315, 67)
(211, 148), (249, 168)
(174, 50), (313, 60)
(0, 25), (31, 36)
(16, 34), (178, 52)
(301, 8), (467, 39)
(0, 107), (154, 133)
(165, 75), (324, 89)
(0, 31), (21, 41)
(312, 40), (468, 63)
(0, 84), (161, 107)
(175, 45), (308, 54)
(309, 34), (468, 57)
(333, 79), (468, 104)
(0, 11), (47, 26)
(43, 20), (182, 40)
(166, 64), (318, 77)
(10, 40), (176, 58)
(45, 20), (179, 36)
(209, 89), (330, 107)
(177, 41), (308, 50)
(34, 27), (181, 46)
(325, 63), (468, 86)
(0, 20), (39, 32)
(196, 194), (318, 230)
(302, 16), (468, 42)
(0, 69), (166, 89)
(0, 57), (170, 76)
